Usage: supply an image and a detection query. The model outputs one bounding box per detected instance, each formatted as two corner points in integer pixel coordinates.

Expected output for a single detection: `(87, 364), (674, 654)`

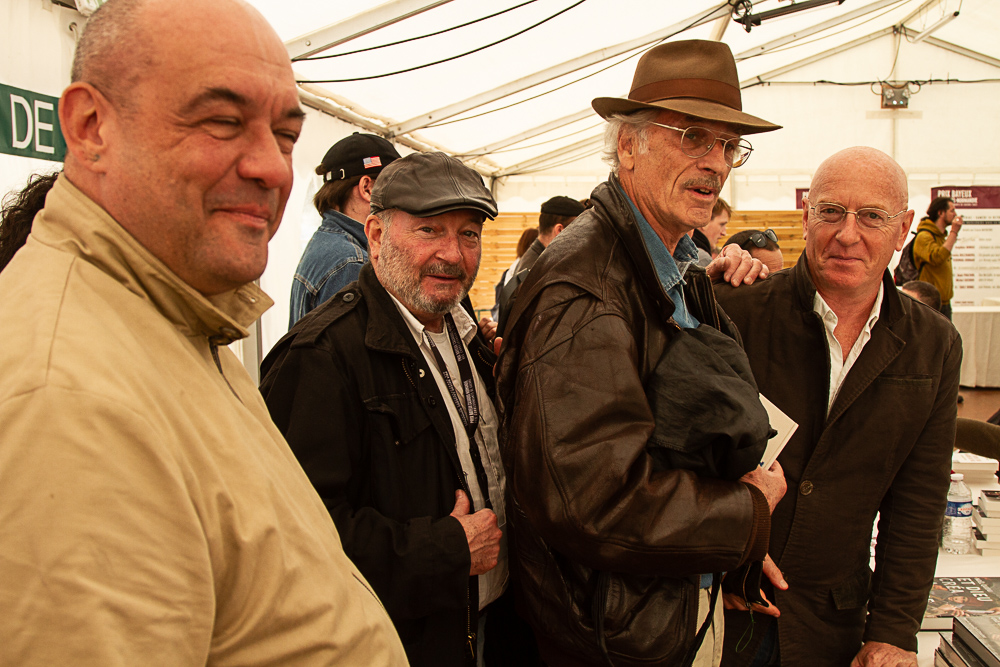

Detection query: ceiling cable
(297, 0), (588, 83)
(293, 0), (539, 61)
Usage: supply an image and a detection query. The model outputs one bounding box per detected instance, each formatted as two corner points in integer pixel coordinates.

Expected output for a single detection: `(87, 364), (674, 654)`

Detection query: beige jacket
(0, 177), (408, 667)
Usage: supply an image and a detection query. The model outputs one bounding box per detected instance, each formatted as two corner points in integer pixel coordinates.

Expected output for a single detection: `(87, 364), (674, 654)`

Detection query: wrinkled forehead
(809, 150), (908, 209)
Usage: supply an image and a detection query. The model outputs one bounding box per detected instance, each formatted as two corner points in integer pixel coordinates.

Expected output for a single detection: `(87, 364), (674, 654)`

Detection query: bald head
(810, 147), (908, 211)
(802, 146), (913, 305)
(71, 0), (284, 110)
(59, 0), (303, 295)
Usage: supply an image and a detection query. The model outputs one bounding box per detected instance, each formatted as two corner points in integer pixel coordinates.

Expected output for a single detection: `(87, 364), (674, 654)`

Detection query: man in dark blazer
(716, 147), (962, 667)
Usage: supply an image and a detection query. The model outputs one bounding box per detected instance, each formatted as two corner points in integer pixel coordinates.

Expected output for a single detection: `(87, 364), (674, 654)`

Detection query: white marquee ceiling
(242, 0), (995, 177)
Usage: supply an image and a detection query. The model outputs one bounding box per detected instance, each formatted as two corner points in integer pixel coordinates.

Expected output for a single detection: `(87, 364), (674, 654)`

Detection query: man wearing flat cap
(495, 40), (786, 666)
(261, 152), (520, 667)
(496, 195), (585, 335)
(288, 132), (401, 326)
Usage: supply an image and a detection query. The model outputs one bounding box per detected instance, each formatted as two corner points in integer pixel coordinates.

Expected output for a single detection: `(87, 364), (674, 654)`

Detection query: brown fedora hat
(592, 40), (780, 135)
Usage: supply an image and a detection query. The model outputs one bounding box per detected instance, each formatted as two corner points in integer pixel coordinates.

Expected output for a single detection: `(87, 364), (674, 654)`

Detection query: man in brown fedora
(496, 40), (786, 666)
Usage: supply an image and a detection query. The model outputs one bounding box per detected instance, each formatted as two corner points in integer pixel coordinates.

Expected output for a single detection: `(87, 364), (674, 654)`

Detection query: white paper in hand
(759, 394), (797, 469)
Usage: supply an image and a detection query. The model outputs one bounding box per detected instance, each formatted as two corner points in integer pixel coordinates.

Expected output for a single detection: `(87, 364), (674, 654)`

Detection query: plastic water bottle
(943, 473), (973, 555)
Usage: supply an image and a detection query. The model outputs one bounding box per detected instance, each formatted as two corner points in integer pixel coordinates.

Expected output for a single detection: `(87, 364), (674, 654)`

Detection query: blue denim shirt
(617, 183), (701, 329)
(289, 210), (368, 327)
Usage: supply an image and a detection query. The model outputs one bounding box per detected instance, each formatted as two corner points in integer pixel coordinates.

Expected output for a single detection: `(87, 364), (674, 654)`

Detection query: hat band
(629, 78), (742, 112)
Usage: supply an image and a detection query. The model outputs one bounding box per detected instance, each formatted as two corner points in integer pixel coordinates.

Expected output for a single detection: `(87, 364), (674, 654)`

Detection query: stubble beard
(378, 232), (478, 316)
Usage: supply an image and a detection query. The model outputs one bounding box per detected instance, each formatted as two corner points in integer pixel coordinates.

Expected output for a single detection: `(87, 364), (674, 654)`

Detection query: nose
(238, 125), (294, 191)
(835, 211), (863, 245)
(435, 231), (464, 264)
(698, 138), (730, 175)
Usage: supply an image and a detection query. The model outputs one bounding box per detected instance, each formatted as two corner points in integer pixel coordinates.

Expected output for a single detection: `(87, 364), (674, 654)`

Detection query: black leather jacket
(496, 177), (771, 666)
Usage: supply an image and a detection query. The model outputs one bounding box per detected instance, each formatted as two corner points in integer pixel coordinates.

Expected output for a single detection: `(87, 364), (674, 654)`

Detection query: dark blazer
(715, 254), (962, 666)
(259, 264), (498, 667)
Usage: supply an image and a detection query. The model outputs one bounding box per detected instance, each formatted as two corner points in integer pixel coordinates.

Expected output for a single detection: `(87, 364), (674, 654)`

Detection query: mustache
(682, 176), (722, 192)
(422, 262), (467, 280)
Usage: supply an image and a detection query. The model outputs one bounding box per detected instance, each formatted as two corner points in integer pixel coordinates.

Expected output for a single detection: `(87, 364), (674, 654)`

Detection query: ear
(365, 213), (384, 265)
(552, 223), (564, 236)
(358, 175), (374, 203)
(800, 196), (810, 241)
(58, 82), (114, 173)
(617, 130), (636, 173)
(895, 210), (914, 252)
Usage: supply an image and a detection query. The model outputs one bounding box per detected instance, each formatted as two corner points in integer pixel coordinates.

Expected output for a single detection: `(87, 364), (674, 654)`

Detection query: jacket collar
(790, 250), (906, 328)
(34, 175), (270, 344)
(321, 209), (369, 249)
(596, 174), (679, 317)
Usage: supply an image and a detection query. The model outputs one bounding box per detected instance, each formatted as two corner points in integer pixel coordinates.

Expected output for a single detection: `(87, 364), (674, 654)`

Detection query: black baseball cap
(370, 152), (498, 220)
(541, 196), (586, 217)
(316, 133), (401, 182)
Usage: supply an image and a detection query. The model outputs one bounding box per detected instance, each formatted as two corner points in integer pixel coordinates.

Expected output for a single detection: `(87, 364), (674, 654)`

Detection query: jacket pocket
(830, 563), (873, 610)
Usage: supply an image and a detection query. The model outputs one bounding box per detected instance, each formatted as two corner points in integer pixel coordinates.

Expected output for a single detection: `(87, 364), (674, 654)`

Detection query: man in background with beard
(260, 152), (521, 667)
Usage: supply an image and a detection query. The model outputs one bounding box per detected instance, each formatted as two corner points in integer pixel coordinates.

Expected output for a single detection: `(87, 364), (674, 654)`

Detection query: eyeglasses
(739, 228), (778, 250)
(809, 202), (908, 229)
(648, 122), (754, 168)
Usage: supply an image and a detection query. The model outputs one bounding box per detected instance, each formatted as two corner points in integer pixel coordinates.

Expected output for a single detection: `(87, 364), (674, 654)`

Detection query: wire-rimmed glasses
(648, 122), (754, 168)
(809, 202), (908, 229)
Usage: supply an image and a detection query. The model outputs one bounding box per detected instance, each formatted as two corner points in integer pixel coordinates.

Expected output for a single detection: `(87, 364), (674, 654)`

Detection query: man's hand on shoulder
(449, 490), (502, 576)
(850, 641), (917, 667)
(707, 243), (769, 286)
(740, 460), (787, 513)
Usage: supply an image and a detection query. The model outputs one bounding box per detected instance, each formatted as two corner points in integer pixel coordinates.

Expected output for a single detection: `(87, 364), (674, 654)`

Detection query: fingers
(493, 336), (502, 357)
(450, 489), (470, 517)
(763, 554), (788, 591)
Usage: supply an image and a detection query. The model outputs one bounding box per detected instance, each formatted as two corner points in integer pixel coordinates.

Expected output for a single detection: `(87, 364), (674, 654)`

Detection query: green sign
(1, 83), (66, 162)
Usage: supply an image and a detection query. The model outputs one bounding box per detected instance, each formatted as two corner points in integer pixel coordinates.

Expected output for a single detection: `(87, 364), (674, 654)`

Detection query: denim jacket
(289, 210), (368, 327)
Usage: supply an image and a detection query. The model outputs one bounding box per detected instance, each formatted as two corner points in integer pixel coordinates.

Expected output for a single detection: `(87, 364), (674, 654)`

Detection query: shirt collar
(322, 209), (369, 249)
(812, 283), (885, 332)
(615, 181), (698, 291)
(387, 293), (477, 348)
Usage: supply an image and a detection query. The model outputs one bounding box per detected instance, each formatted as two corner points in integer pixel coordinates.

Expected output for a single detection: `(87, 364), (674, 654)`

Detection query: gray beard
(377, 234), (477, 317)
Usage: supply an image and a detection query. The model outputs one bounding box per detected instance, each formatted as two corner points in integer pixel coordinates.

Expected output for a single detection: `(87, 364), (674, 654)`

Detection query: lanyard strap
(425, 313), (480, 440)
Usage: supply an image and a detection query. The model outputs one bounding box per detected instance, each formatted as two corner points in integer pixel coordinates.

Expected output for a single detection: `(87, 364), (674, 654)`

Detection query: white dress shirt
(813, 283), (885, 413)
(388, 294), (508, 610)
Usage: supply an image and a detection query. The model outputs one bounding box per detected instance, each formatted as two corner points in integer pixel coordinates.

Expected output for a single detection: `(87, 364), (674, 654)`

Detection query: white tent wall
(495, 31), (1000, 226)
(0, 0), (76, 194)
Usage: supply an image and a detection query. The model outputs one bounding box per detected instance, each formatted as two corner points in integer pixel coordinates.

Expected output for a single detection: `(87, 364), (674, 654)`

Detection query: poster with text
(931, 186), (1000, 307)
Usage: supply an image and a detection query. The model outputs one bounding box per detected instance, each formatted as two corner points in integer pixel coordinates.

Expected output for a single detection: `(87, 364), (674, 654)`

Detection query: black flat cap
(541, 196), (586, 217)
(316, 133), (401, 182)
(370, 152), (498, 219)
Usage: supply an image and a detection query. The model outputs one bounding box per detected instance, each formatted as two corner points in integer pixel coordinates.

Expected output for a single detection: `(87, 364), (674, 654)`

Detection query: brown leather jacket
(496, 177), (771, 666)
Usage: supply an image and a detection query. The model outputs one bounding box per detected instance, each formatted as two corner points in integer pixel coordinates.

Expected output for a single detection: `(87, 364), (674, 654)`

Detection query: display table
(953, 306), (1000, 387)
(917, 552), (1000, 665)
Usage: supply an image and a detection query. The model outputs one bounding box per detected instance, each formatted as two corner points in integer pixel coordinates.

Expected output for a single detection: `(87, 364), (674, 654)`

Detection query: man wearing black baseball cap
(288, 132), (401, 326)
(496, 195), (585, 335)
(261, 152), (529, 667)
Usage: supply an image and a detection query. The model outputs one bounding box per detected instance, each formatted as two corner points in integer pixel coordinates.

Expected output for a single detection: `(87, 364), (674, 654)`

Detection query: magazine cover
(924, 577), (1000, 630)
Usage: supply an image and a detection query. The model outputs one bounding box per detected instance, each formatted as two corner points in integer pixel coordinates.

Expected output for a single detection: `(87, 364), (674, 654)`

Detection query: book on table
(923, 578), (1000, 630)
(954, 616), (1000, 667)
(982, 492), (1000, 517)
(940, 631), (989, 667)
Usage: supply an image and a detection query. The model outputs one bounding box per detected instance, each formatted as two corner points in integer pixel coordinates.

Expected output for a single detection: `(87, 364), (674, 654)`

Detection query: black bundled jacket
(260, 264), (497, 667)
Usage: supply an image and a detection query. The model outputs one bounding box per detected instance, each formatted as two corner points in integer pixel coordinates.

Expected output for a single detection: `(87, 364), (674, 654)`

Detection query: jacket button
(343, 292), (355, 302)
(427, 396), (437, 407)
(799, 480), (814, 496)
(418, 368), (426, 378)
